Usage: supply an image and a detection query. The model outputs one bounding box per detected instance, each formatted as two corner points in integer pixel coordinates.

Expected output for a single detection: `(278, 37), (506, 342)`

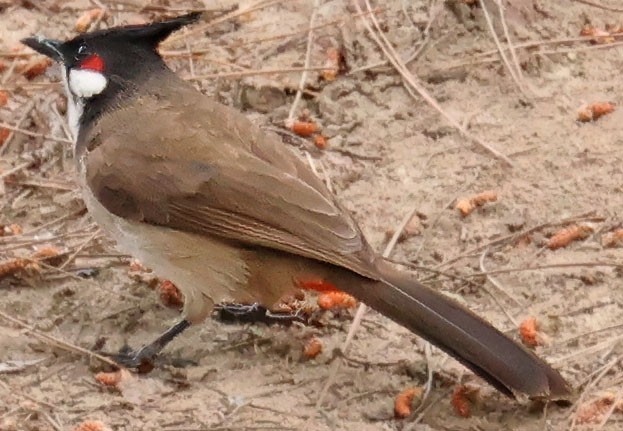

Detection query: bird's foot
(107, 344), (160, 373)
(102, 319), (192, 373)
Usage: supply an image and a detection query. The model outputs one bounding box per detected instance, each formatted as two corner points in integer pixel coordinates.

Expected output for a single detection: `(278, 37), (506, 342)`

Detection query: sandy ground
(1, 0), (623, 430)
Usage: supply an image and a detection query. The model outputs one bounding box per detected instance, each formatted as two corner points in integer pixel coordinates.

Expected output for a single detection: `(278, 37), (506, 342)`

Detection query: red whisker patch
(79, 54), (105, 72)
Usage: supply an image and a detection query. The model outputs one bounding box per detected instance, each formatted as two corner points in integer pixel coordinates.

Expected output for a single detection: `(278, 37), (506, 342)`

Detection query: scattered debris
(320, 47), (346, 81)
(385, 213), (422, 243)
(580, 24), (620, 44)
(75, 9), (107, 33)
(0, 358), (45, 374)
(602, 228), (623, 248)
(18, 57), (52, 80)
(575, 393), (623, 424)
(2, 224), (22, 236)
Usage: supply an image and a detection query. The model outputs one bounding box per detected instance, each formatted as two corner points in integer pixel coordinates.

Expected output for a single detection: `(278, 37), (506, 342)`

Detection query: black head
(21, 13), (201, 137)
(22, 12), (201, 77)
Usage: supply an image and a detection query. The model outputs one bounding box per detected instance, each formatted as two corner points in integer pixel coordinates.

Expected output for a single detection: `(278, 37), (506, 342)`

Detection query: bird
(22, 12), (570, 400)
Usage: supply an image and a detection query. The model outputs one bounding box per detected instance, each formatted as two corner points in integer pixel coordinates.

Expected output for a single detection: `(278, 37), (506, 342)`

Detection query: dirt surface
(1, 1), (623, 430)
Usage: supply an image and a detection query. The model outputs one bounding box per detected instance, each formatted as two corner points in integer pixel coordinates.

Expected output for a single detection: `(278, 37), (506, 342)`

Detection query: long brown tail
(339, 260), (570, 399)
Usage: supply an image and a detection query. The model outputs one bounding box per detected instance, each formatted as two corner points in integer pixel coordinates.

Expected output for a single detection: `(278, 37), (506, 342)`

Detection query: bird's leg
(111, 319), (191, 372)
(213, 303), (271, 323)
(213, 302), (308, 325)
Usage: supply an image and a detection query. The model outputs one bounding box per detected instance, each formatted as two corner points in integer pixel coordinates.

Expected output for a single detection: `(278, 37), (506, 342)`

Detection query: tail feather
(340, 260), (570, 399)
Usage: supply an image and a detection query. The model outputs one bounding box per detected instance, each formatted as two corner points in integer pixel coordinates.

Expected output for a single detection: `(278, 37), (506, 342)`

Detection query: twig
(0, 161), (31, 180)
(429, 35), (623, 75)
(597, 384), (623, 429)
(479, 248), (520, 326)
(0, 122), (73, 144)
(572, 0), (623, 12)
(231, 8), (384, 48)
(184, 34), (195, 79)
(0, 208), (84, 243)
(186, 66), (334, 81)
(354, 0), (513, 167)
(464, 261), (623, 277)
(286, 0), (320, 126)
(163, 0), (284, 46)
(406, 0), (442, 64)
(496, 0), (525, 85)
(436, 211), (602, 269)
(0, 98), (37, 156)
(0, 310), (120, 368)
(59, 228), (101, 270)
(553, 334), (623, 365)
(479, 0), (527, 96)
(547, 323), (623, 352)
(568, 356), (621, 430)
(1, 56), (17, 85)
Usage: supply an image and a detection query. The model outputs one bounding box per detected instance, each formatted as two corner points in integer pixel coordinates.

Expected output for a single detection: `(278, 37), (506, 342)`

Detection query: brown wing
(84, 88), (378, 278)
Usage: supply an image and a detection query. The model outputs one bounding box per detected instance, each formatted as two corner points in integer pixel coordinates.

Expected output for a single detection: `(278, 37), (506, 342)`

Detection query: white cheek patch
(68, 69), (107, 98)
(61, 70), (84, 143)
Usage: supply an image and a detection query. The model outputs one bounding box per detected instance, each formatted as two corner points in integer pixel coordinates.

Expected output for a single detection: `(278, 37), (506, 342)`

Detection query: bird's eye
(75, 44), (89, 62)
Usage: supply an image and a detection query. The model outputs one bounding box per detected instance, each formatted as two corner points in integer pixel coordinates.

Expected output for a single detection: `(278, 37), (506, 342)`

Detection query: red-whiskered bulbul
(22, 13), (570, 399)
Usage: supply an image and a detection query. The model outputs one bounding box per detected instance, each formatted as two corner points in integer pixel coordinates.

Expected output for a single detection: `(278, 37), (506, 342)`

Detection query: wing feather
(83, 90), (378, 278)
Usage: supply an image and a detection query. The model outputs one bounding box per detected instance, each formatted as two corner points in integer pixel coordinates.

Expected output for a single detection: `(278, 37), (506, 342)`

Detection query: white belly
(79, 172), (251, 323)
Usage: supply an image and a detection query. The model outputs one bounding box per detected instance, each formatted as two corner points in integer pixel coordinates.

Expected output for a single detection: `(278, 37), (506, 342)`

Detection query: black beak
(20, 37), (64, 62)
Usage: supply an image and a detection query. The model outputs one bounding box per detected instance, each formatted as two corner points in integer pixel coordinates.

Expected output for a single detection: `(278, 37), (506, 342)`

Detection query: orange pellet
(32, 246), (61, 259)
(451, 385), (472, 417)
(0, 128), (10, 146)
(394, 387), (422, 418)
(94, 370), (122, 387)
(290, 121), (318, 137)
(72, 421), (111, 431)
(313, 134), (328, 149)
(547, 224), (593, 250)
(0, 258), (34, 279)
(158, 280), (183, 307)
(317, 291), (357, 309)
(0, 90), (8, 107)
(519, 317), (539, 346)
(303, 337), (323, 358)
(456, 191), (498, 217)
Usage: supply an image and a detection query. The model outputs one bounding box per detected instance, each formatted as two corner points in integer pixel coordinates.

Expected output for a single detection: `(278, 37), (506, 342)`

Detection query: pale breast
(78, 162), (252, 323)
